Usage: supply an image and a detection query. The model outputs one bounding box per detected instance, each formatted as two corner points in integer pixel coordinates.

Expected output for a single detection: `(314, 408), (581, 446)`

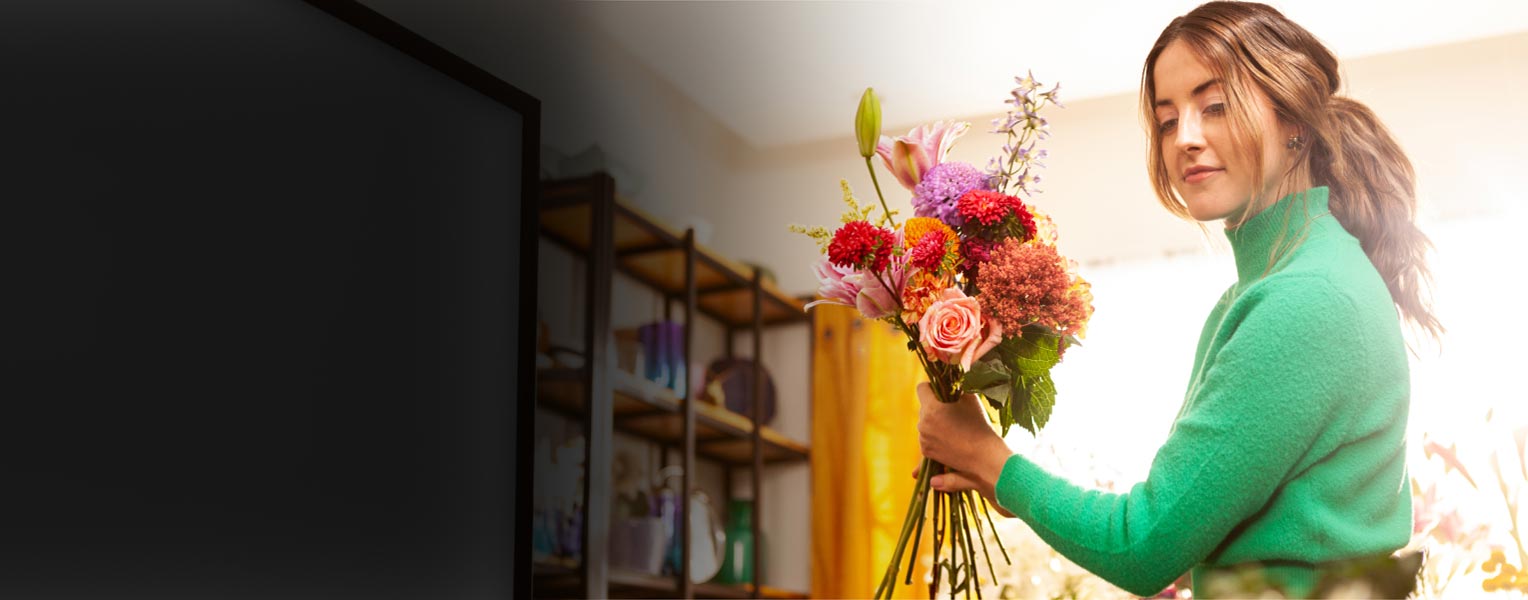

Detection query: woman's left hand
(915, 382), (1015, 511)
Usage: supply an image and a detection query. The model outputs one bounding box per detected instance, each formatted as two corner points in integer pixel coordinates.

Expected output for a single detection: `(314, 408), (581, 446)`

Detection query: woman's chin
(1183, 193), (1246, 223)
(1184, 202), (1229, 223)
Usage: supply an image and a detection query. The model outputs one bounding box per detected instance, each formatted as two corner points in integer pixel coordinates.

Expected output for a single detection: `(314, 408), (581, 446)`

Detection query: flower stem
(866, 157), (898, 229)
(978, 495), (1011, 566)
(968, 490), (998, 583)
(941, 491), (953, 598)
(931, 482), (945, 596)
(877, 456), (935, 599)
(957, 492), (981, 600)
(905, 466), (932, 586)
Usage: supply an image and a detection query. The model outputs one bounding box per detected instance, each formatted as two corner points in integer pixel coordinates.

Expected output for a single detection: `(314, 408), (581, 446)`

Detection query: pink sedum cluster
(975, 238), (1092, 337)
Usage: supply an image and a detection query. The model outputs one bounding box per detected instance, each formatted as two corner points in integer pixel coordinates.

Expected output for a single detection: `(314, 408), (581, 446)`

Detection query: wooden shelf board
(538, 176), (808, 328)
(537, 368), (810, 466)
(698, 287), (805, 327)
(621, 248), (734, 295)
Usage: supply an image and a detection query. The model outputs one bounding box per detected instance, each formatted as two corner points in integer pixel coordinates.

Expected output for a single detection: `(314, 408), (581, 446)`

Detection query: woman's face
(1152, 40), (1294, 223)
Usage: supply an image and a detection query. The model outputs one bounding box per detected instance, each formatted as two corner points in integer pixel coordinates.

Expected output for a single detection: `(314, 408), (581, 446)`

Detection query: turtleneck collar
(1224, 186), (1333, 285)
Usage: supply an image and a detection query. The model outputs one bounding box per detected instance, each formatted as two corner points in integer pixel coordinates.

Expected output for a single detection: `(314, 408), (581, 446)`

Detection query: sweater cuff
(995, 452), (1055, 519)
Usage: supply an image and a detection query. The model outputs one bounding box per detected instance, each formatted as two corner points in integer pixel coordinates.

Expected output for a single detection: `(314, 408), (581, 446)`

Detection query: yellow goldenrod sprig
(839, 179), (898, 228)
(788, 223), (832, 253)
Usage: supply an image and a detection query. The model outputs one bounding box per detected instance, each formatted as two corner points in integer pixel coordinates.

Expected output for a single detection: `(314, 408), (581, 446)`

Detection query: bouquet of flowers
(791, 73), (1094, 598)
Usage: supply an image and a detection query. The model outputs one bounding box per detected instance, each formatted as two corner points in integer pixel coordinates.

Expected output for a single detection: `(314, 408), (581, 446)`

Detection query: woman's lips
(1184, 168), (1222, 184)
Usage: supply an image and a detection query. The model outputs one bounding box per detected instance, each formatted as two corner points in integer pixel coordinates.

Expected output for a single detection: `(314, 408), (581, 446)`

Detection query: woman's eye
(1204, 103), (1225, 115)
(1158, 118), (1178, 134)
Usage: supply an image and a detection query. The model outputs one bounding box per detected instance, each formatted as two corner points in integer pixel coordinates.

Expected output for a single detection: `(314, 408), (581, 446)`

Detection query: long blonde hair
(1140, 1), (1443, 343)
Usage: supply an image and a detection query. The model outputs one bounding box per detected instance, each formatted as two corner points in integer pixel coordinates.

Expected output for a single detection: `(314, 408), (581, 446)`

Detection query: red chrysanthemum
(957, 190), (1040, 239)
(827, 221), (895, 273)
(1007, 197), (1037, 241)
(908, 231), (949, 272)
(975, 238), (1090, 335)
(956, 190), (1013, 227)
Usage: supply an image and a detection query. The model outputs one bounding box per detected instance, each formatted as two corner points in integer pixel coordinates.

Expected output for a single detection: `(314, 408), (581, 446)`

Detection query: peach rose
(918, 288), (1003, 371)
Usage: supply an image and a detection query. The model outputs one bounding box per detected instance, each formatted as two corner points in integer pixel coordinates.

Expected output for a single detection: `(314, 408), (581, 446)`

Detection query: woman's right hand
(914, 382), (1016, 518)
(911, 463), (1016, 518)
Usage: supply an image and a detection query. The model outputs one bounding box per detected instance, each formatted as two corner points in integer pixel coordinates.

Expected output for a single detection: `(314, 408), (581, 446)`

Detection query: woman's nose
(1175, 112), (1205, 154)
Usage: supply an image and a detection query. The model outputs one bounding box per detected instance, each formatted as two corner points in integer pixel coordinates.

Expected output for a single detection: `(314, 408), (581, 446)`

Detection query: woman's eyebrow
(1155, 78), (1223, 107)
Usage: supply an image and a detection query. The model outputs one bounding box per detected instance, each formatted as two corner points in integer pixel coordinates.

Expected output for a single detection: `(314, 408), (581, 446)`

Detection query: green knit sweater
(994, 187), (1413, 598)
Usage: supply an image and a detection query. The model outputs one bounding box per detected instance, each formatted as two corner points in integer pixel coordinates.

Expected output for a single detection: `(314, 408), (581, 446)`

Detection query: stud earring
(1286, 135), (1305, 150)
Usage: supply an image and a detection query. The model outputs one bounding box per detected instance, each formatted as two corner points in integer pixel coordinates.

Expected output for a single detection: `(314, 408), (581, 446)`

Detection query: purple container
(663, 321), (686, 396)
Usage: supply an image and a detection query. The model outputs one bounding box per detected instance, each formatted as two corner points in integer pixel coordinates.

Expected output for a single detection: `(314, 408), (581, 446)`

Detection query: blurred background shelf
(537, 368), (810, 465)
(540, 176), (807, 328)
(532, 173), (813, 598)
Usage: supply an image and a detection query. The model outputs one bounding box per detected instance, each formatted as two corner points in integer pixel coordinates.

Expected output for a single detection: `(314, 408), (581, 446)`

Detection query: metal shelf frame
(532, 172), (812, 599)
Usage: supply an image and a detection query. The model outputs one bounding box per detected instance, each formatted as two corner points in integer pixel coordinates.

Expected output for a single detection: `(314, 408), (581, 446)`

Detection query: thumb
(916, 382), (936, 406)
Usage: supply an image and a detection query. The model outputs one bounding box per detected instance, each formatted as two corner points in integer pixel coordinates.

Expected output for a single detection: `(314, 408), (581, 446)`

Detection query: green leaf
(982, 396), (1002, 424)
(961, 358), (1010, 391)
(1024, 372), (1056, 431)
(1007, 382), (1034, 437)
(982, 382), (1011, 430)
(998, 389), (1019, 438)
(982, 383), (1011, 406)
(996, 327), (1062, 378)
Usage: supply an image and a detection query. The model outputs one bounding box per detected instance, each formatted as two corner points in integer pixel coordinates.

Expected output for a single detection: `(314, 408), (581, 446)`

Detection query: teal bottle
(714, 499), (756, 584)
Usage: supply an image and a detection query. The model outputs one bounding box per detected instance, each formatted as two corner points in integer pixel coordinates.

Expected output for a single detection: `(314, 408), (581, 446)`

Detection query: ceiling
(574, 0), (1528, 148)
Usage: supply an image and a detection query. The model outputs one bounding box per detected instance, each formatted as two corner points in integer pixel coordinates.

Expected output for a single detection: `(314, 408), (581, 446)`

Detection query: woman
(914, 2), (1442, 598)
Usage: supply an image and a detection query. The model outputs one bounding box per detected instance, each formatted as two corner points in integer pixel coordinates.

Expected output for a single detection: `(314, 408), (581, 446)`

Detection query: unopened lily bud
(855, 87), (881, 158)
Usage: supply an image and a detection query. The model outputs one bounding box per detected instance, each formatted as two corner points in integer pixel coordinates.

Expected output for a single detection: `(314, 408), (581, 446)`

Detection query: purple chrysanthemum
(911, 161), (989, 229)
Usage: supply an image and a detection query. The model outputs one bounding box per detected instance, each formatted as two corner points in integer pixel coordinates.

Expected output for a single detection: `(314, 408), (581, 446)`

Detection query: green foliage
(963, 358), (1012, 434)
(998, 326), (1062, 377)
(1026, 373), (1056, 432)
(967, 326), (1063, 437)
(961, 359), (1010, 391)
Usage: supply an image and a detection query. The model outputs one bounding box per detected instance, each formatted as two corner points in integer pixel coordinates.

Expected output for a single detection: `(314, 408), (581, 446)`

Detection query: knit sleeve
(993, 277), (1362, 597)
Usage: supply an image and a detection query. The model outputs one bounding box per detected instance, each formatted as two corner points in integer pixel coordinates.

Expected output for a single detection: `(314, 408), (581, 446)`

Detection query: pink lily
(804, 256), (861, 311)
(875, 121), (970, 190)
(850, 273), (898, 320)
(846, 251), (909, 320)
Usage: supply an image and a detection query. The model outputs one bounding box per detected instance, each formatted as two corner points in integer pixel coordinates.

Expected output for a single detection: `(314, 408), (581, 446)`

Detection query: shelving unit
(538, 179), (806, 327)
(532, 173), (811, 599)
(538, 368), (810, 465)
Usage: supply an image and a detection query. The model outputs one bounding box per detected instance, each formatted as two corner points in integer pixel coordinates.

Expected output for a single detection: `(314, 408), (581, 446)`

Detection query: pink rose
(918, 288), (1003, 371)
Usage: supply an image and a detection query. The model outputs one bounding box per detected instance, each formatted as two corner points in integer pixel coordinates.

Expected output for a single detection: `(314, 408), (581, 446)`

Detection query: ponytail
(1312, 97), (1444, 345)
